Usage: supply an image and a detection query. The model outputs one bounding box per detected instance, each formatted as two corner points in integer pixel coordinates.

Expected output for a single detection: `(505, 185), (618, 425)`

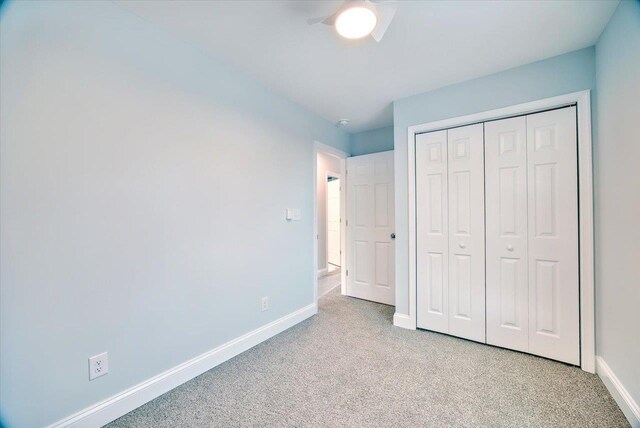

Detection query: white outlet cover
(89, 352), (109, 381)
(261, 297), (268, 311)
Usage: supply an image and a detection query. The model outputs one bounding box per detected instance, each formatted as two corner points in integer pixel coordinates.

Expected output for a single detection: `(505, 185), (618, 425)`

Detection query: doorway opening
(326, 174), (341, 275)
(314, 143), (347, 303)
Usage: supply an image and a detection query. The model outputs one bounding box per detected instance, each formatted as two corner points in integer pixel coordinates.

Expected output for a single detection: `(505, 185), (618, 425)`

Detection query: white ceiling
(115, 0), (618, 133)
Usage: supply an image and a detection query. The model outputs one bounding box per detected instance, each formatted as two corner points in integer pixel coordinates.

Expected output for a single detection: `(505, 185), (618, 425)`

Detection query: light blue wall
(0, 1), (348, 426)
(350, 126), (394, 156)
(594, 0), (640, 410)
(393, 47), (597, 315)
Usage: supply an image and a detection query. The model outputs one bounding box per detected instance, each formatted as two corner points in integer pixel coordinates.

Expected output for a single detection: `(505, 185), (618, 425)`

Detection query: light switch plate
(286, 208), (301, 221)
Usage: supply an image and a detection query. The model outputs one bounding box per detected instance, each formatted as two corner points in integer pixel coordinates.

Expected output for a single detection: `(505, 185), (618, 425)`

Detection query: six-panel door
(346, 151), (395, 305)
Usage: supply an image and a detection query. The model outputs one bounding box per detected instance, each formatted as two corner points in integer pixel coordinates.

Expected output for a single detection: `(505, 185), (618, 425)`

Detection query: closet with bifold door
(416, 106), (580, 365)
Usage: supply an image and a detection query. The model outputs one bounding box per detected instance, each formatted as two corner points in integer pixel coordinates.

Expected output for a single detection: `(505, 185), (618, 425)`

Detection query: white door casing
(327, 177), (341, 267)
(485, 116), (529, 352)
(416, 130), (449, 333)
(447, 124), (485, 342)
(526, 107), (580, 365)
(346, 151), (395, 305)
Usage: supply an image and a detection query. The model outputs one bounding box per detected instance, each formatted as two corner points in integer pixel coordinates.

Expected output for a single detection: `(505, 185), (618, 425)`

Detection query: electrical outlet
(261, 297), (269, 312)
(89, 352), (109, 381)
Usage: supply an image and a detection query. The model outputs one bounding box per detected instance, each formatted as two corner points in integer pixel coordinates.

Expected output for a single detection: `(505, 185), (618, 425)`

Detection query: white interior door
(327, 178), (341, 267)
(485, 116), (529, 352)
(526, 107), (579, 365)
(416, 130), (449, 333)
(346, 151), (395, 305)
(447, 124), (485, 342)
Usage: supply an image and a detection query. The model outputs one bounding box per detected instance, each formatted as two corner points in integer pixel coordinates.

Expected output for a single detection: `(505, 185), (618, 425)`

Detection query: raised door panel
(447, 124), (485, 343)
(485, 116), (529, 352)
(372, 153), (395, 305)
(416, 130), (449, 333)
(526, 107), (579, 365)
(349, 179), (373, 290)
(346, 151), (395, 305)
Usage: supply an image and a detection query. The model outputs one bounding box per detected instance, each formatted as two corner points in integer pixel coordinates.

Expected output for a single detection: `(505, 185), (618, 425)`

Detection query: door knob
(390, 233), (396, 239)
(459, 242), (466, 249)
(506, 245), (514, 252)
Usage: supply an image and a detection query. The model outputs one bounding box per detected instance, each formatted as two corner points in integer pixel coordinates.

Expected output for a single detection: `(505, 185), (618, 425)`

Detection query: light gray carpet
(318, 270), (341, 297)
(107, 289), (629, 428)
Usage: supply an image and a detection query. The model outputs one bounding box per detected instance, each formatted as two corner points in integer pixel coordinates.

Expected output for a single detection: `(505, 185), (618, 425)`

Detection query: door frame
(326, 170), (341, 272)
(401, 90), (595, 373)
(313, 142), (348, 305)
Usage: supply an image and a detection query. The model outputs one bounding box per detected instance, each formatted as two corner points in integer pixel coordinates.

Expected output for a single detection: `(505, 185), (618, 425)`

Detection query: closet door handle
(459, 242), (466, 249)
(506, 245), (514, 252)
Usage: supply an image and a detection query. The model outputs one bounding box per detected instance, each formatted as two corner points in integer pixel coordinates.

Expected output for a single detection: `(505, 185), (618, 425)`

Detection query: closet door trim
(402, 90), (595, 373)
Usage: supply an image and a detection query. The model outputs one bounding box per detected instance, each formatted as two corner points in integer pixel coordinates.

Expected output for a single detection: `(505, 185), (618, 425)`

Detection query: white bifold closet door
(485, 116), (529, 352)
(527, 107), (580, 364)
(416, 130), (449, 333)
(485, 107), (579, 365)
(416, 124), (485, 343)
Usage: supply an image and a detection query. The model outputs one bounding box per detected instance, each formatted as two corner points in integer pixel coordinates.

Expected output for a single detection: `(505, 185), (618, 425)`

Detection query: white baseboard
(596, 356), (640, 427)
(393, 312), (416, 330)
(48, 303), (317, 428)
(317, 267), (328, 278)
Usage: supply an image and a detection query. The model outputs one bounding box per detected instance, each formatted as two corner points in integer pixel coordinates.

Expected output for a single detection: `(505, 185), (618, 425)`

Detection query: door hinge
(346, 270), (349, 276)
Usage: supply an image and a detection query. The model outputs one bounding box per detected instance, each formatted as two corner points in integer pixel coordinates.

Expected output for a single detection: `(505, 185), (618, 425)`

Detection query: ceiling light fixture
(334, 3), (378, 39)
